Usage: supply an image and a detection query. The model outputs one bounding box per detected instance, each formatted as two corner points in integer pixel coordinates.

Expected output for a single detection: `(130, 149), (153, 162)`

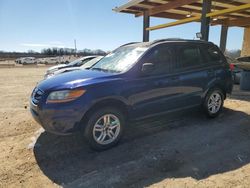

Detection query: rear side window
(177, 45), (203, 68)
(143, 44), (176, 75)
(203, 45), (223, 64)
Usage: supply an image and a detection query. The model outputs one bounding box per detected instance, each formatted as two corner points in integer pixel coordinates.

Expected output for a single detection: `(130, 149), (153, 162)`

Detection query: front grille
(31, 87), (44, 105)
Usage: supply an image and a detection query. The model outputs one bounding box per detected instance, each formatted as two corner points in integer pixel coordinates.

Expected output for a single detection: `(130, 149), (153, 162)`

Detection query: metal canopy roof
(113, 0), (250, 29)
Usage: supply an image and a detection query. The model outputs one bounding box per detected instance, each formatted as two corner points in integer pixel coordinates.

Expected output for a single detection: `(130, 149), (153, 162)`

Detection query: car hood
(47, 64), (67, 72)
(38, 70), (116, 91)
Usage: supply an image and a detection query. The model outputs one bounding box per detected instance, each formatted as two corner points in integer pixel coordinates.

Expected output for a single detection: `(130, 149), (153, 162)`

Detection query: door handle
(155, 77), (179, 86)
(170, 76), (180, 81)
(155, 80), (169, 86)
(207, 69), (214, 76)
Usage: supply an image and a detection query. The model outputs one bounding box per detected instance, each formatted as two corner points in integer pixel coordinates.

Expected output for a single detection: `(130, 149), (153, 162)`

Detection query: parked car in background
(44, 57), (59, 65)
(36, 58), (45, 64)
(44, 56), (103, 79)
(237, 56), (250, 62)
(44, 56), (97, 78)
(37, 56), (76, 65)
(226, 56), (250, 84)
(15, 58), (22, 64)
(225, 56), (242, 84)
(16, 57), (36, 65)
(30, 39), (233, 150)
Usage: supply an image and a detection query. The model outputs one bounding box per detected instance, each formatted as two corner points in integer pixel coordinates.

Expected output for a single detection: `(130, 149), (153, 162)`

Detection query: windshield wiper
(91, 67), (120, 73)
(91, 67), (107, 72)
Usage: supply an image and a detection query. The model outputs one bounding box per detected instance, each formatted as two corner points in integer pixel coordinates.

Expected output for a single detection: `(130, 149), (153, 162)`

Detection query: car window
(81, 56), (102, 69)
(77, 58), (93, 66)
(68, 59), (81, 66)
(203, 45), (223, 64)
(143, 44), (176, 75)
(177, 45), (203, 68)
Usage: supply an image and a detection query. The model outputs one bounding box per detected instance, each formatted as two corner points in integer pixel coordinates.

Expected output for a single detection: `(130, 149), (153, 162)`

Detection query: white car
(44, 56), (103, 79)
(45, 56), (97, 76)
(16, 57), (36, 65)
(43, 57), (59, 65)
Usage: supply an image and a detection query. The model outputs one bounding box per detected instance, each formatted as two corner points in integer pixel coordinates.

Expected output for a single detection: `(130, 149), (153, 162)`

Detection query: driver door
(127, 44), (184, 119)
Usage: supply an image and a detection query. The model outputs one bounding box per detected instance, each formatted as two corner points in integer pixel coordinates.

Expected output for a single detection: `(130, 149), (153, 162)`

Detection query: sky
(0, 0), (245, 52)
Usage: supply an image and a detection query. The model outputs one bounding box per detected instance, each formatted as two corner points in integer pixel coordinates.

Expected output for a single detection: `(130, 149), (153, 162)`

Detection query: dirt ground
(1, 67), (250, 188)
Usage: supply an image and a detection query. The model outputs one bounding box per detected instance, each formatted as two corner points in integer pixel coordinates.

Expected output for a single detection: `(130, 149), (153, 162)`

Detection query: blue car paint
(30, 42), (233, 135)
(30, 70), (128, 134)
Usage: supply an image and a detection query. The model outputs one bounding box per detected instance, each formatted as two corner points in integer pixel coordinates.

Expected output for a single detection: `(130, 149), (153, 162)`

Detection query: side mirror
(142, 63), (155, 74)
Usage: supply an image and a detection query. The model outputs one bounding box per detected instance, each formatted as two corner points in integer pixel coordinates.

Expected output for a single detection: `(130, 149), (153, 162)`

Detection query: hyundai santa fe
(30, 39), (233, 150)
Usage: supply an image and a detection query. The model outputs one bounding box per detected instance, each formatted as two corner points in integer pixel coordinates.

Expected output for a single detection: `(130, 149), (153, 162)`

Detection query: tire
(203, 88), (224, 118)
(83, 107), (125, 151)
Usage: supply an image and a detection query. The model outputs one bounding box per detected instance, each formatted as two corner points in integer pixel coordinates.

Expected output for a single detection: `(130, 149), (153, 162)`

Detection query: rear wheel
(83, 107), (125, 151)
(203, 88), (224, 118)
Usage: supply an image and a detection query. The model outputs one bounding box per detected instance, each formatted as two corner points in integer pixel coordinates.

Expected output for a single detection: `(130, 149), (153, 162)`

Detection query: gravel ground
(0, 67), (250, 188)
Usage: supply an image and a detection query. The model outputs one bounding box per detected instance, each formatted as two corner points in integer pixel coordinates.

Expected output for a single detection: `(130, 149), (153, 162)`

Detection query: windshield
(68, 58), (81, 66)
(68, 57), (93, 66)
(81, 56), (103, 69)
(91, 46), (148, 73)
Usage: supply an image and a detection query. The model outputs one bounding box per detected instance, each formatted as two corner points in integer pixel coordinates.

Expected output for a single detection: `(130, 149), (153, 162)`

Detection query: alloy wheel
(208, 92), (222, 114)
(92, 114), (121, 145)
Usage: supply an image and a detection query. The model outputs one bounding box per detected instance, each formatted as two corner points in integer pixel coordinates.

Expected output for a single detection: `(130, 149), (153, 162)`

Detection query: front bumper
(30, 100), (84, 135)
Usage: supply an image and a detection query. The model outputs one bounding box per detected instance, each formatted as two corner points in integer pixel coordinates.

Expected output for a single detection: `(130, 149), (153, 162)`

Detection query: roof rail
(151, 38), (185, 45)
(151, 38), (212, 45)
(119, 42), (139, 48)
(109, 42), (140, 53)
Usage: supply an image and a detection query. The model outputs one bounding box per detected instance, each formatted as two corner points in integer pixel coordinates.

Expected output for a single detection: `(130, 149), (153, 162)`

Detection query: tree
(225, 49), (241, 58)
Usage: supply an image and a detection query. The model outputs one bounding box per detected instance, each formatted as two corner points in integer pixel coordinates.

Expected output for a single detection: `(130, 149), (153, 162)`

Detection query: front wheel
(203, 88), (224, 118)
(83, 107), (125, 151)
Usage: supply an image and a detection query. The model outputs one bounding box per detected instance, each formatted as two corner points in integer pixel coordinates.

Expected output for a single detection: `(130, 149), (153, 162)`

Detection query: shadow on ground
(34, 106), (250, 187)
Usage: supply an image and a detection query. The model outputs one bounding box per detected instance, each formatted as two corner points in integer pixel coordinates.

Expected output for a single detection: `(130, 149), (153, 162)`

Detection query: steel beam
(200, 0), (211, 41)
(143, 11), (150, 42)
(220, 25), (228, 53)
(113, 0), (145, 12)
(136, 0), (199, 17)
(147, 3), (250, 31)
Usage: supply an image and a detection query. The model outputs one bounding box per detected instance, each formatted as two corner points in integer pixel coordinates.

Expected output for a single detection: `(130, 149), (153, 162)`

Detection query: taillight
(229, 64), (234, 71)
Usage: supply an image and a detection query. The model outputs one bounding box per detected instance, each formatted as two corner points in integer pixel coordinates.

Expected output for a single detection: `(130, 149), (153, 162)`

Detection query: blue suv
(30, 39), (233, 150)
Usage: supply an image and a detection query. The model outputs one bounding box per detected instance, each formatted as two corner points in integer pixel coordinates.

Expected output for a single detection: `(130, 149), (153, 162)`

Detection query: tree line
(0, 48), (107, 60)
(225, 49), (241, 59)
(41, 48), (106, 56)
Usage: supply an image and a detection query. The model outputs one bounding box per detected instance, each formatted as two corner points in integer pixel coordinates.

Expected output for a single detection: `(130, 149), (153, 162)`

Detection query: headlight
(46, 89), (86, 103)
(45, 73), (54, 79)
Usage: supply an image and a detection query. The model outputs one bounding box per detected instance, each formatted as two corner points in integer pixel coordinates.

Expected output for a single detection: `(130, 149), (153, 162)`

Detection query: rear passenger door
(175, 44), (210, 107)
(201, 44), (230, 91)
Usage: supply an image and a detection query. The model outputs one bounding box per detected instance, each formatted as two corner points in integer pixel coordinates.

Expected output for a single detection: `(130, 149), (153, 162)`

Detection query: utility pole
(74, 39), (77, 57)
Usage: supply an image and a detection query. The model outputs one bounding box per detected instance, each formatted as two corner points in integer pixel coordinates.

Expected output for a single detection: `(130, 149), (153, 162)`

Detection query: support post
(220, 25), (228, 53)
(241, 27), (250, 57)
(143, 11), (150, 42)
(200, 0), (211, 41)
